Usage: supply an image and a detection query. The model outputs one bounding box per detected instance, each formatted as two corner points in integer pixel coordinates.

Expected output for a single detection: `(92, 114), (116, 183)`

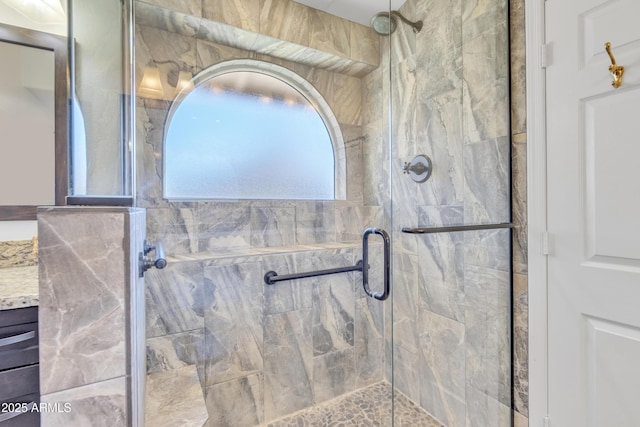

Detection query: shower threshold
(264, 381), (443, 427)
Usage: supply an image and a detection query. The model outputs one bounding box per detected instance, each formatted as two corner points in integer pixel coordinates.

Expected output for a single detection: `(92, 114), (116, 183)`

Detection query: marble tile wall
(358, 0), (518, 425)
(38, 207), (147, 426)
(135, 6), (388, 420)
(136, 0), (378, 78)
(135, 0), (528, 425)
(510, 0), (528, 422)
(144, 246), (385, 425)
(135, 0), (380, 257)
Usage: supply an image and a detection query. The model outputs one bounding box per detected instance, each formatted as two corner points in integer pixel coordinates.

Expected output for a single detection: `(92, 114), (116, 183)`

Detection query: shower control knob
(402, 154), (433, 183)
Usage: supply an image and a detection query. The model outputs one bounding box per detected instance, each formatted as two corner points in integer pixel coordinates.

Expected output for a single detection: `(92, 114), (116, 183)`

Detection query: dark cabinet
(0, 307), (39, 426)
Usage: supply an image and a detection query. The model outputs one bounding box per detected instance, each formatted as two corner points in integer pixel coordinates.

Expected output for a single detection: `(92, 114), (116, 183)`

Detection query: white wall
(0, 221), (38, 241)
(0, 3), (66, 36)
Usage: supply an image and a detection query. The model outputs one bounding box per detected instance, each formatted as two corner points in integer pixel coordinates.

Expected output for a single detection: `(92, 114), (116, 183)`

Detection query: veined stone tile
(308, 8), (350, 58)
(202, 0), (260, 33)
(514, 410), (529, 427)
(512, 133), (528, 275)
(41, 377), (127, 427)
(463, 137), (510, 225)
(204, 373), (264, 427)
(264, 309), (313, 421)
(313, 348), (356, 404)
(196, 38), (254, 72)
(415, 89), (464, 208)
(203, 262), (264, 386)
(350, 22), (379, 67)
(136, 0), (202, 17)
(263, 253), (313, 314)
(136, 24), (197, 102)
(333, 73), (362, 126)
(417, 232), (465, 322)
(354, 297), (384, 388)
(135, 103), (165, 208)
(146, 329), (204, 375)
(462, 0), (508, 38)
(145, 365), (208, 427)
(465, 385), (512, 427)
(259, 0), (309, 46)
(392, 251), (420, 354)
(393, 344), (421, 405)
(464, 265), (511, 406)
(461, 19), (509, 143)
(144, 207), (199, 255)
(464, 228), (511, 272)
(250, 206), (296, 248)
(145, 261), (205, 338)
(312, 254), (356, 355)
(418, 310), (466, 426)
(196, 16), (261, 53)
(135, 2), (200, 37)
(38, 211), (127, 394)
(510, 0), (526, 135)
(418, 370), (466, 427)
(196, 201), (252, 252)
(513, 273), (529, 417)
(295, 201), (336, 245)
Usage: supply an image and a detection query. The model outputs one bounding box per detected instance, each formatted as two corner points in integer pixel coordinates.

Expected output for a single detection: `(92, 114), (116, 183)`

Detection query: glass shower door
(388, 0), (513, 426)
(135, 1), (396, 426)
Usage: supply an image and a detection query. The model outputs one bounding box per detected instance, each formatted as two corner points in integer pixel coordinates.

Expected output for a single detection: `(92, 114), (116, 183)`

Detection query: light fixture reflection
(175, 71), (194, 95)
(2, 0), (65, 23)
(138, 65), (164, 99)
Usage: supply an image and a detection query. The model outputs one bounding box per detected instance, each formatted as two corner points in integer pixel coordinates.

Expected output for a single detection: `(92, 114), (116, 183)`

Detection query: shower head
(370, 11), (423, 35)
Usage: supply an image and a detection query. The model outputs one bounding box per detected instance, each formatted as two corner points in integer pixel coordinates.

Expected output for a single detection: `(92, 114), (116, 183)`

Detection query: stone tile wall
(135, 1), (388, 425)
(359, 0), (517, 425)
(38, 207), (146, 426)
(144, 244), (385, 426)
(135, 0), (527, 425)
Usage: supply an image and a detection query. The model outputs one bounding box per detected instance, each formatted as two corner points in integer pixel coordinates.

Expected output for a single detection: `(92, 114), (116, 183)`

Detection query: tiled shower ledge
(168, 241), (364, 264)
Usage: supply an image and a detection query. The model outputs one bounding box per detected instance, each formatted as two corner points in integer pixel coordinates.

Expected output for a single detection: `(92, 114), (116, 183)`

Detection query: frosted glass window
(164, 70), (335, 200)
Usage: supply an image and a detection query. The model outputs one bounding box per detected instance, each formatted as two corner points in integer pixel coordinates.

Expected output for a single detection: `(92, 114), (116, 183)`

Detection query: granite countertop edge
(0, 266), (39, 311)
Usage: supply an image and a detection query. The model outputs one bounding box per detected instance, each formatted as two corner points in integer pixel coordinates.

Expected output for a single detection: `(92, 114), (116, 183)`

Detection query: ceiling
(293, 0), (407, 27)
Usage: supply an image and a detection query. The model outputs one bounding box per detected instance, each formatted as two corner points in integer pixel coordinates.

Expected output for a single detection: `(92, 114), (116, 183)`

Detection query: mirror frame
(0, 23), (68, 221)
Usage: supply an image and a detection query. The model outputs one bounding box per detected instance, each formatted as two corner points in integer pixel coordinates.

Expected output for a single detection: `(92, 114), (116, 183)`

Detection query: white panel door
(546, 0), (640, 426)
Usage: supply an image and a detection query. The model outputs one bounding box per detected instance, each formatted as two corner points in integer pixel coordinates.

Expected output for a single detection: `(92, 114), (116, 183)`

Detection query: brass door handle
(605, 42), (624, 88)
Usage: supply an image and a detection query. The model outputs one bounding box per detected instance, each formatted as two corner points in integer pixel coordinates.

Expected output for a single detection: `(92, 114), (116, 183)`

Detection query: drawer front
(0, 308), (37, 328)
(0, 393), (40, 427)
(0, 322), (38, 371)
(0, 365), (39, 401)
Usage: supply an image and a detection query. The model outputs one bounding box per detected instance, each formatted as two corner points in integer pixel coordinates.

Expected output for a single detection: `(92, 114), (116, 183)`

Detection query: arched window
(164, 59), (345, 200)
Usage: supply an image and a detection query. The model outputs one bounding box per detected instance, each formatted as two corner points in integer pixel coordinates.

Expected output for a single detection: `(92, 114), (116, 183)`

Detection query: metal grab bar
(362, 228), (391, 301)
(402, 223), (514, 234)
(263, 228), (391, 301)
(264, 260), (364, 285)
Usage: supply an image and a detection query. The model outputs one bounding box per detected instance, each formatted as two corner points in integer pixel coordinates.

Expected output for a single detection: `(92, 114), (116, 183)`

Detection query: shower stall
(66, 0), (514, 425)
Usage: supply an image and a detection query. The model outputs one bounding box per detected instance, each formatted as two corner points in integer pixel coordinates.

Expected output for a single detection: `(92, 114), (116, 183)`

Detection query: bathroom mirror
(0, 23), (67, 221)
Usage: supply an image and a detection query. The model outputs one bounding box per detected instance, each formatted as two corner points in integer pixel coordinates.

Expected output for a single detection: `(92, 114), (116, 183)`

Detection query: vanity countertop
(0, 266), (38, 310)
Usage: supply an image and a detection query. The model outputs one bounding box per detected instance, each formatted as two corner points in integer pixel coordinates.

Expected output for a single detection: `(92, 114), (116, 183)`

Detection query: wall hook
(605, 42), (624, 89)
